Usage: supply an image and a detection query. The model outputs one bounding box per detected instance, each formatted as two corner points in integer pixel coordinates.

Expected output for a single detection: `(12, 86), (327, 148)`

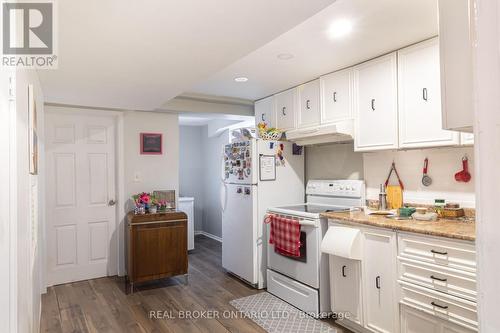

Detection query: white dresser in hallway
(179, 197), (195, 251)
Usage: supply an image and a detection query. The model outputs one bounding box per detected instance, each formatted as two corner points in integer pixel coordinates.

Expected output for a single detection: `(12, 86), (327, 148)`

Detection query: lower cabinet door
(363, 229), (398, 333)
(442, 322), (476, 333)
(133, 223), (187, 282)
(330, 255), (363, 325)
(401, 305), (440, 333)
(401, 305), (476, 333)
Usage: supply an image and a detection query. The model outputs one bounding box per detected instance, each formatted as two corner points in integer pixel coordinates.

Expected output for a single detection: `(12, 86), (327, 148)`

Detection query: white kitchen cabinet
(398, 39), (460, 148)
(438, 0), (474, 132)
(354, 53), (399, 151)
(330, 255), (363, 326)
(275, 88), (296, 131)
(178, 197), (195, 251)
(442, 321), (476, 333)
(401, 305), (440, 333)
(363, 228), (398, 333)
(297, 79), (321, 128)
(401, 305), (476, 333)
(255, 96), (275, 128)
(461, 133), (474, 146)
(320, 68), (353, 123)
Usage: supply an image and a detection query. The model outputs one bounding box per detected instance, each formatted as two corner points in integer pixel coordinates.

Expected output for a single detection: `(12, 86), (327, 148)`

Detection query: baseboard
(194, 230), (222, 243)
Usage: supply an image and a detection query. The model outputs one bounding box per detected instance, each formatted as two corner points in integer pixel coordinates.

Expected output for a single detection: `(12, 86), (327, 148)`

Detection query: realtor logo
(1, 0), (57, 68)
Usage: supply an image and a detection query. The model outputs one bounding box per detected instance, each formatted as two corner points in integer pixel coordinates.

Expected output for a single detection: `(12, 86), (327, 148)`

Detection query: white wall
(0, 71), (13, 333)
(11, 70), (45, 333)
(201, 126), (229, 238)
(363, 147), (475, 207)
(305, 143), (364, 181)
(179, 126), (204, 231)
(473, 0), (500, 330)
(120, 111), (179, 273)
(305, 142), (475, 208)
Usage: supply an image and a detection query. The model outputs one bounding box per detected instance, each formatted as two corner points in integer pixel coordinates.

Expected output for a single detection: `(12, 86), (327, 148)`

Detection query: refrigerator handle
(220, 182), (227, 212)
(220, 147), (227, 182)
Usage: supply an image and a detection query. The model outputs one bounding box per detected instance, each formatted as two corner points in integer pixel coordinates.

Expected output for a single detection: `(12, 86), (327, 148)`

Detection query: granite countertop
(321, 210), (476, 241)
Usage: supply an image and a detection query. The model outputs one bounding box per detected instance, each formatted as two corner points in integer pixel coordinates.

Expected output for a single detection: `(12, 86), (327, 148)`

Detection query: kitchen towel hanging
(384, 162), (404, 210)
(265, 214), (301, 257)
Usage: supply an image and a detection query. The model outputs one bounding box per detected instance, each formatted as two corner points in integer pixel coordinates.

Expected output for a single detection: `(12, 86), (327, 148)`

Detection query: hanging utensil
(455, 156), (472, 183)
(384, 162), (404, 209)
(422, 158), (432, 186)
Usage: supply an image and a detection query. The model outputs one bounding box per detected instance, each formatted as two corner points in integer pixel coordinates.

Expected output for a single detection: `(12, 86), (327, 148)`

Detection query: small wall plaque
(140, 133), (163, 155)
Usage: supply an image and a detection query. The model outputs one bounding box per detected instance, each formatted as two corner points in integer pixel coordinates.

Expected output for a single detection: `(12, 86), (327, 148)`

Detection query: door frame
(43, 106), (125, 287)
(1, 71), (16, 333)
(472, 0), (500, 331)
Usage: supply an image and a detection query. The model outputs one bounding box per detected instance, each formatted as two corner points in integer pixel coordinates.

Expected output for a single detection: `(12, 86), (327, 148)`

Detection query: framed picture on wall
(140, 133), (163, 155)
(28, 84), (38, 175)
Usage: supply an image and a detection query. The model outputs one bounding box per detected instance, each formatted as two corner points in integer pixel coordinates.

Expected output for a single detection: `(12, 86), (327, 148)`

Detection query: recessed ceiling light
(234, 76), (248, 82)
(328, 19), (353, 39)
(277, 53), (294, 60)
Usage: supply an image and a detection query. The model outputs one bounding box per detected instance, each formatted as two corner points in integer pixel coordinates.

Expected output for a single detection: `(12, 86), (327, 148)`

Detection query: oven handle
(268, 213), (318, 227)
(298, 219), (317, 227)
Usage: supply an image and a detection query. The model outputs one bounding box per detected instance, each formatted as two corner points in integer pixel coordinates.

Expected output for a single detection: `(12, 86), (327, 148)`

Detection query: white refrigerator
(221, 139), (304, 289)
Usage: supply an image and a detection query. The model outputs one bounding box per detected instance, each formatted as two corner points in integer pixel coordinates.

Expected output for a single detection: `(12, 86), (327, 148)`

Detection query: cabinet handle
(431, 301), (448, 310)
(430, 275), (447, 282)
(371, 99), (375, 111)
(375, 276), (381, 289)
(423, 88), (428, 101)
(282, 107), (286, 116)
(261, 113), (265, 122)
(306, 99), (311, 109)
(430, 249), (448, 255)
(342, 265), (347, 277)
(333, 92), (337, 102)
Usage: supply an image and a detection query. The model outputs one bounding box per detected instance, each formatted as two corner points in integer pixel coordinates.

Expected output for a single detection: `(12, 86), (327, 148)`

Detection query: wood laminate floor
(41, 235), (351, 333)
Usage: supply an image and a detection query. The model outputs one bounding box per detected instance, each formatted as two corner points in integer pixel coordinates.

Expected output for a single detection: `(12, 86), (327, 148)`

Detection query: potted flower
(149, 194), (159, 214)
(132, 192), (159, 214)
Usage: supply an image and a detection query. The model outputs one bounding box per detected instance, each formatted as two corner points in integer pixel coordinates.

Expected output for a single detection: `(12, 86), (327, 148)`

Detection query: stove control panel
(306, 180), (365, 198)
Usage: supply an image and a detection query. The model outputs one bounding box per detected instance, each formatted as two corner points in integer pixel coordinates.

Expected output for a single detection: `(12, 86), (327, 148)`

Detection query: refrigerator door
(222, 140), (257, 185)
(222, 183), (258, 284)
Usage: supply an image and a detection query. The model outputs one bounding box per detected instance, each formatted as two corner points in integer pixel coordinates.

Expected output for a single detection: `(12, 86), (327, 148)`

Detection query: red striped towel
(265, 214), (301, 257)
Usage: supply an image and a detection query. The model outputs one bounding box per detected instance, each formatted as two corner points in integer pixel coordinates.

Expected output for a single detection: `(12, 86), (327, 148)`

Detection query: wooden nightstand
(125, 211), (188, 292)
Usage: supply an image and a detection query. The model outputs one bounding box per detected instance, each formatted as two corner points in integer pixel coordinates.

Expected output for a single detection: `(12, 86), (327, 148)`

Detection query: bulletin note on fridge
(259, 155), (276, 181)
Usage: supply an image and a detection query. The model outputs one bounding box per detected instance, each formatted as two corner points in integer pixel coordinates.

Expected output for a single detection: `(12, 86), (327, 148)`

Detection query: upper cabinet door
(398, 38), (460, 148)
(354, 53), (399, 152)
(254, 96), (275, 128)
(438, 0), (474, 133)
(275, 88), (296, 131)
(320, 68), (352, 124)
(297, 79), (321, 128)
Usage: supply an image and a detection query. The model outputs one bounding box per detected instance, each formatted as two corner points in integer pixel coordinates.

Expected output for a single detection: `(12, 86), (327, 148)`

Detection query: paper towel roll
(321, 225), (362, 260)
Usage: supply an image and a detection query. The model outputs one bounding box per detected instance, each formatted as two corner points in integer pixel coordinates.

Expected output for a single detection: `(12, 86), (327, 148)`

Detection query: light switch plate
(133, 172), (142, 183)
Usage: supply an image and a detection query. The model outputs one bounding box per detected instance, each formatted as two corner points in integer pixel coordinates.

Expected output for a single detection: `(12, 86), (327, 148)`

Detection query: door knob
(108, 199), (116, 206)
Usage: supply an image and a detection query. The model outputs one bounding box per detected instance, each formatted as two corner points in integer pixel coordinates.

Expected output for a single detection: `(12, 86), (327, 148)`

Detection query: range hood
(285, 120), (354, 146)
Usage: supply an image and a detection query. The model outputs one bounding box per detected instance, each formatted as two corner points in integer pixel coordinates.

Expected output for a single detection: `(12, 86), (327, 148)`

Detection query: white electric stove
(266, 179), (366, 317)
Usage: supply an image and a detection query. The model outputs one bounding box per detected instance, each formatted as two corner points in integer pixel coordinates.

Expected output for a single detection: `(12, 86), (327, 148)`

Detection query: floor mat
(229, 292), (337, 333)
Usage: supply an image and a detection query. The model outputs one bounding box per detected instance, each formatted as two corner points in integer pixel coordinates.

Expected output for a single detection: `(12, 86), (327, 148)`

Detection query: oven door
(267, 215), (320, 289)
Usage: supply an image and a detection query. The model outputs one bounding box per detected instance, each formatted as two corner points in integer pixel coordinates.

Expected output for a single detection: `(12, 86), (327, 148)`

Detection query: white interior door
(45, 112), (116, 286)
